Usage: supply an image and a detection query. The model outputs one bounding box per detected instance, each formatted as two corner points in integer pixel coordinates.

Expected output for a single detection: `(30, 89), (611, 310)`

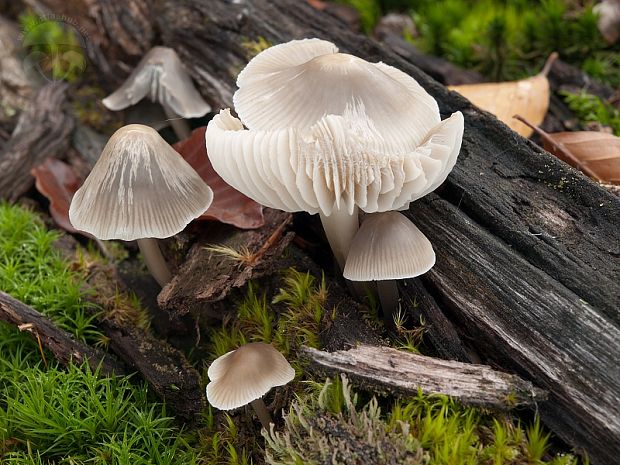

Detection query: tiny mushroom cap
(69, 124), (213, 240)
(206, 343), (295, 411)
(343, 211), (435, 281)
(102, 46), (211, 118)
(206, 38), (464, 217)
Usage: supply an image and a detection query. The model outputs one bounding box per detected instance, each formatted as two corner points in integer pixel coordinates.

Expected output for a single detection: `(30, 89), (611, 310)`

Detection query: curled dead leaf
(515, 115), (620, 184)
(31, 158), (88, 235)
(449, 54), (557, 138)
(173, 127), (265, 229)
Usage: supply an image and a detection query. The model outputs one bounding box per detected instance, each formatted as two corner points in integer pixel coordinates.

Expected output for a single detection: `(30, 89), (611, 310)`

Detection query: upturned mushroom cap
(102, 46), (211, 118)
(206, 107), (463, 216)
(343, 211), (435, 281)
(69, 124), (213, 240)
(206, 38), (463, 217)
(206, 343), (295, 411)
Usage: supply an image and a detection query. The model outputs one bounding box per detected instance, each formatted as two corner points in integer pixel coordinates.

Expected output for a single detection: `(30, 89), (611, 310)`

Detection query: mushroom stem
(136, 238), (173, 287)
(250, 398), (273, 430)
(162, 103), (192, 140)
(319, 206), (359, 271)
(377, 280), (399, 331)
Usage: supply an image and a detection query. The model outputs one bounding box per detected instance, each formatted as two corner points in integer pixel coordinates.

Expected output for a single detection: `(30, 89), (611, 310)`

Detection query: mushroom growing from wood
(206, 342), (295, 430)
(344, 211), (435, 327)
(69, 124), (213, 286)
(103, 46), (210, 140)
(205, 38), (463, 304)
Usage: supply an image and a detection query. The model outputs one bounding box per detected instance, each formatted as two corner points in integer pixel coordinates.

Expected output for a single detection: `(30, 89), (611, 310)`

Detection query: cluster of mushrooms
(69, 39), (464, 429)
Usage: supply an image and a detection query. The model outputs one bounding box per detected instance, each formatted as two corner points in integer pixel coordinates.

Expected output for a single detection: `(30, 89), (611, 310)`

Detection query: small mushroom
(102, 46), (210, 140)
(206, 342), (295, 430)
(69, 124), (213, 286)
(343, 211), (435, 327)
(206, 39), (463, 274)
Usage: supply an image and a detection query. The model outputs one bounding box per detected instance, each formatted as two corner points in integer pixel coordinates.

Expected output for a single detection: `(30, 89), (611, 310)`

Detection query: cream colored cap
(69, 124), (213, 240)
(343, 211), (435, 281)
(102, 46), (210, 118)
(206, 343), (295, 411)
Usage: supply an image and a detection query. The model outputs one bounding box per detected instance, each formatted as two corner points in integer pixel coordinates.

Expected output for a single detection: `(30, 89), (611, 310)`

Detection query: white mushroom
(69, 124), (213, 286)
(206, 343), (295, 429)
(343, 211), (435, 326)
(205, 38), (463, 310)
(103, 46), (210, 139)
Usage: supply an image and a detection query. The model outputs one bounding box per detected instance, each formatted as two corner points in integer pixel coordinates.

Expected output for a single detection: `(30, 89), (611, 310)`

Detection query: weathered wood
(99, 320), (205, 422)
(151, 2), (620, 463)
(0, 291), (127, 376)
(0, 82), (73, 200)
(302, 345), (546, 409)
(399, 279), (471, 363)
(158, 208), (294, 318)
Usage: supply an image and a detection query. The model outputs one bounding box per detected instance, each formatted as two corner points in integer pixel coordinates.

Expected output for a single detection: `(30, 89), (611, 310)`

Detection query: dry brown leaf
(449, 54), (557, 138)
(173, 127), (265, 229)
(515, 115), (620, 184)
(30, 157), (89, 235)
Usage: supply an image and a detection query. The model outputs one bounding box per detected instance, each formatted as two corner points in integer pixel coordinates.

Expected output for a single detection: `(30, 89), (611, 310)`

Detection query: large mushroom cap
(207, 38), (463, 217)
(343, 211), (435, 281)
(69, 124), (213, 240)
(234, 38), (440, 149)
(102, 46), (211, 118)
(206, 343), (295, 411)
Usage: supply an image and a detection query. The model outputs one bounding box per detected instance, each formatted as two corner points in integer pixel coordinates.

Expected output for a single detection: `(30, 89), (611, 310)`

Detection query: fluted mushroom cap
(206, 343), (295, 411)
(343, 211), (435, 281)
(206, 38), (463, 217)
(206, 107), (463, 216)
(102, 46), (211, 118)
(69, 124), (213, 241)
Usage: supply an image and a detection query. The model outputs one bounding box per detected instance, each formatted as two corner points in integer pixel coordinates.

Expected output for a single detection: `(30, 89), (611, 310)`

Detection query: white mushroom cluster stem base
(319, 206), (359, 270)
(205, 38), (464, 328)
(136, 238), (173, 287)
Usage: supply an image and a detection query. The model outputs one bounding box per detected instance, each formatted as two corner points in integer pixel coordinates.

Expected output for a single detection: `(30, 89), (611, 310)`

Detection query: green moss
(561, 90), (620, 135)
(0, 363), (199, 464)
(0, 203), (101, 342)
(0, 204), (198, 464)
(241, 36), (273, 58)
(264, 376), (583, 465)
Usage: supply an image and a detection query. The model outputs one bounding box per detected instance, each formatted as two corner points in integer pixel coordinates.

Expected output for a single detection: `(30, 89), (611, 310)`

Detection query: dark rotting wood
(0, 291), (128, 376)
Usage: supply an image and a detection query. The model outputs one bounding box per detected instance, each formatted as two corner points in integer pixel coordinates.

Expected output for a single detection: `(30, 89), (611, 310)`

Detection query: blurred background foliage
(337, 0), (620, 84)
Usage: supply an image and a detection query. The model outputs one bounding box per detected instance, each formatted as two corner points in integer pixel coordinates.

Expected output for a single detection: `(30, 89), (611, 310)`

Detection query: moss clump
(264, 376), (583, 465)
(0, 203), (101, 342)
(561, 90), (620, 135)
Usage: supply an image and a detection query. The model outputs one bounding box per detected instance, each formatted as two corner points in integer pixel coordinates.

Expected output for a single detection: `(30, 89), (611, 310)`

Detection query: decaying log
(158, 208), (294, 318)
(302, 345), (546, 409)
(0, 82), (73, 200)
(99, 320), (204, 422)
(150, 2), (620, 463)
(0, 291), (127, 376)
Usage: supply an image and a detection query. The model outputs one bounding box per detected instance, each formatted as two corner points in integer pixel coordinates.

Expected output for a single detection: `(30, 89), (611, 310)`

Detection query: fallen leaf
(515, 115), (620, 184)
(173, 127), (265, 229)
(31, 157), (88, 235)
(449, 54), (557, 138)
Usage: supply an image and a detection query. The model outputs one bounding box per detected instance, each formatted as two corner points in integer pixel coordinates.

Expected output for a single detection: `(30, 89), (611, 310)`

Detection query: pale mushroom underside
(102, 46), (211, 118)
(206, 107), (463, 216)
(69, 125), (213, 241)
